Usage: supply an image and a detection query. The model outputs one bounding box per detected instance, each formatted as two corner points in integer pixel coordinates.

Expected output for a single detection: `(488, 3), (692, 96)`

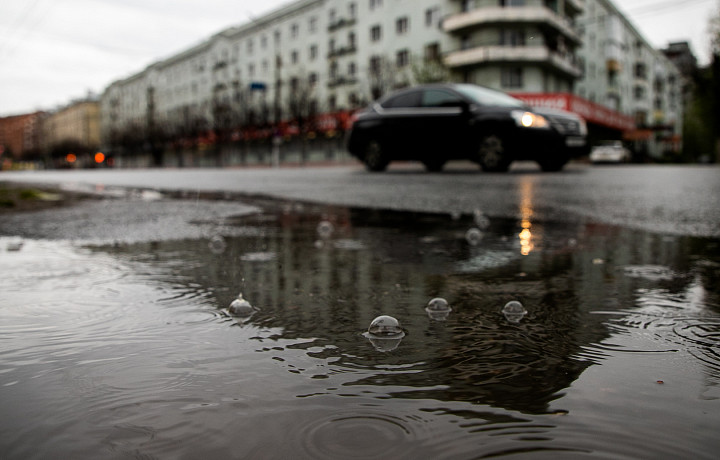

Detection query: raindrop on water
(316, 220), (335, 239)
(473, 209), (491, 230)
(502, 300), (528, 323)
(425, 297), (452, 321)
(366, 315), (405, 338)
(208, 235), (227, 254)
(364, 315), (405, 351)
(229, 293), (256, 317)
(465, 228), (484, 246)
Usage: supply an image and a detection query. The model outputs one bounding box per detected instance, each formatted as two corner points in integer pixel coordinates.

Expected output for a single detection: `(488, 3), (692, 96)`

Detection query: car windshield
(454, 84), (526, 108)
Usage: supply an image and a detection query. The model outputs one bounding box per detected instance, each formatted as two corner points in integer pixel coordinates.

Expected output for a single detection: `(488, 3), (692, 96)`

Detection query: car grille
(545, 116), (582, 135)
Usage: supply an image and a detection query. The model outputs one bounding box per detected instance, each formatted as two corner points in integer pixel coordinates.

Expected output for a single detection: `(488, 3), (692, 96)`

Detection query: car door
(378, 89), (423, 158)
(418, 89), (472, 157)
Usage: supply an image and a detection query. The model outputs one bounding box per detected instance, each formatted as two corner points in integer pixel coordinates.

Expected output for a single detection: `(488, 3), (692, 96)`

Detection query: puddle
(1, 203), (719, 458)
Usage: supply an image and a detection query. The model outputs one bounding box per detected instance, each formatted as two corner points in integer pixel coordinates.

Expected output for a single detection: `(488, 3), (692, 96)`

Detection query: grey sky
(0, 0), (717, 117)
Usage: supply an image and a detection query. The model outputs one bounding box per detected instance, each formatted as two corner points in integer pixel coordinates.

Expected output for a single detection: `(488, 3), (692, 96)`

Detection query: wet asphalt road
(2, 161), (719, 238)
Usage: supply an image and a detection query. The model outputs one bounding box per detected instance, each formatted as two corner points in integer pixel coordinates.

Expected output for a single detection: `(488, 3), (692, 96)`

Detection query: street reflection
(95, 202), (720, 417)
(518, 177), (535, 256)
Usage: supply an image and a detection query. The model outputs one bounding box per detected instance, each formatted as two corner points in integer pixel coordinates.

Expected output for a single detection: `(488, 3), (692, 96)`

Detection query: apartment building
(42, 99), (101, 152)
(574, 0), (682, 156)
(100, 0), (683, 159)
(0, 111), (45, 165)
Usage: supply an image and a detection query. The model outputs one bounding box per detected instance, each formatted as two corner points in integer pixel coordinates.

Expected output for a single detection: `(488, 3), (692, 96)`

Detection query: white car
(590, 141), (631, 163)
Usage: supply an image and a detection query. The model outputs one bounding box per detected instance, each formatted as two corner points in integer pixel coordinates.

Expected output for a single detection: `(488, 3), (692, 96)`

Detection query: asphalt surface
(1, 161), (719, 239)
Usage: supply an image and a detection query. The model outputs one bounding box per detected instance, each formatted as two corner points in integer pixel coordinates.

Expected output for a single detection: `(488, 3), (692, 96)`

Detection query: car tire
(477, 134), (510, 172)
(422, 158), (446, 172)
(363, 140), (389, 172)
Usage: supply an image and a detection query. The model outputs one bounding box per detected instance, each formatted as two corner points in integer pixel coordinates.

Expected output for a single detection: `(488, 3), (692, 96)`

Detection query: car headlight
(511, 110), (550, 129)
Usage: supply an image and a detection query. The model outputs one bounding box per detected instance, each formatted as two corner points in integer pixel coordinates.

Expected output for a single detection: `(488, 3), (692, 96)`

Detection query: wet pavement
(1, 165), (719, 458)
(2, 162), (719, 238)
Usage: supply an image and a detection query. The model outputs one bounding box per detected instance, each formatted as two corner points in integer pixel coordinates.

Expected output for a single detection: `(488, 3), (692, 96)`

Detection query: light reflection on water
(1, 205), (719, 459)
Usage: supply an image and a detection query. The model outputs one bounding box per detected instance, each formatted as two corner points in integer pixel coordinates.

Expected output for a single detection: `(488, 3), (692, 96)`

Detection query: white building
(100, 0), (682, 161)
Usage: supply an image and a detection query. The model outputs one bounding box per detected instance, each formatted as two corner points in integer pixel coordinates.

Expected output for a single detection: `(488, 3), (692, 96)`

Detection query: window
(349, 62), (356, 76)
(461, 0), (472, 12)
(500, 29), (525, 47)
(371, 25), (382, 42)
(261, 35), (267, 49)
(349, 2), (356, 18)
(396, 17), (409, 34)
(310, 44), (318, 60)
(424, 43), (440, 62)
(501, 67), (523, 88)
(290, 77), (299, 91)
(425, 7), (440, 27)
(330, 61), (338, 79)
(461, 35), (471, 50)
(349, 32), (356, 49)
(634, 62), (647, 79)
(501, 0), (526, 6)
(370, 0), (383, 10)
(291, 23), (299, 38)
(309, 17), (317, 33)
(382, 90), (421, 108)
(247, 39), (254, 54)
(274, 30), (281, 44)
(309, 72), (318, 86)
(634, 85), (645, 100)
(291, 50), (298, 64)
(422, 90), (464, 108)
(396, 49), (409, 67)
(369, 55), (382, 74)
(248, 64), (255, 78)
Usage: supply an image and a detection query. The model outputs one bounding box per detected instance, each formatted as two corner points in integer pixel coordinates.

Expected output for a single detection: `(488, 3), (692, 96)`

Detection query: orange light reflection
(519, 178), (535, 256)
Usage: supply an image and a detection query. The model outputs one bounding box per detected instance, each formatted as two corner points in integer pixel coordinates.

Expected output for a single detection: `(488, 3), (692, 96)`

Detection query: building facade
(0, 112), (45, 168)
(99, 0), (683, 161)
(42, 99), (101, 151)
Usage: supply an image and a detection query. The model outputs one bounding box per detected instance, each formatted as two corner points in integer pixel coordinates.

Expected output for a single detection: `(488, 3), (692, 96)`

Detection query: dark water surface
(1, 202), (719, 459)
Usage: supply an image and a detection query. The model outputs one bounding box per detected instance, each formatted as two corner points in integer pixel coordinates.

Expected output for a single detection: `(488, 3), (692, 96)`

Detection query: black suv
(347, 83), (587, 172)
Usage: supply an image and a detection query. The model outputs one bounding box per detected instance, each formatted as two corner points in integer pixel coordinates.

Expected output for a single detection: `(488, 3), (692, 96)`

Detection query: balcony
(327, 45), (357, 59)
(327, 76), (358, 88)
(328, 17), (356, 32)
(443, 7), (580, 44)
(443, 45), (582, 78)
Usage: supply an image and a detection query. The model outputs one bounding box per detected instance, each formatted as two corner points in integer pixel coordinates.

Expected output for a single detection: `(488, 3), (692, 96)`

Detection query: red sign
(510, 93), (635, 132)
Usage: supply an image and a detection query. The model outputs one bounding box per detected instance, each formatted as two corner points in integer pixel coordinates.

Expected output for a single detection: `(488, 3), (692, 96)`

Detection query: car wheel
(477, 135), (510, 172)
(364, 140), (389, 172)
(422, 158), (446, 172)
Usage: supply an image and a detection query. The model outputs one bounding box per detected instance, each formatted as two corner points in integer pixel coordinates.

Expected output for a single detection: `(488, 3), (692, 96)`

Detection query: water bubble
(502, 300), (527, 323)
(364, 315), (404, 351)
(316, 220), (335, 239)
(425, 297), (452, 321)
(228, 293), (256, 317)
(473, 209), (491, 230)
(208, 235), (227, 254)
(465, 228), (484, 246)
(366, 315), (405, 338)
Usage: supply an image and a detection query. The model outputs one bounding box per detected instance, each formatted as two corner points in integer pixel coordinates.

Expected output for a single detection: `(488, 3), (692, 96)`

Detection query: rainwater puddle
(1, 203), (719, 459)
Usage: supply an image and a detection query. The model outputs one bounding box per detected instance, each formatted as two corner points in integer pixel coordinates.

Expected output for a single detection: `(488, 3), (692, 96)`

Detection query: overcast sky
(1, 0), (717, 117)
